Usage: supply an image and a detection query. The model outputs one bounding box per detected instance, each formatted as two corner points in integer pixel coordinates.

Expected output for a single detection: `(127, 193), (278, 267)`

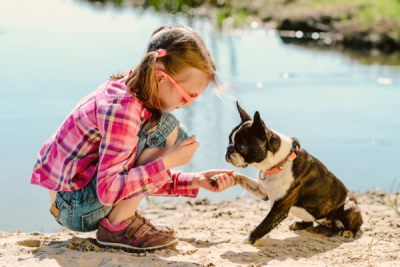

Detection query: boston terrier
(226, 102), (363, 245)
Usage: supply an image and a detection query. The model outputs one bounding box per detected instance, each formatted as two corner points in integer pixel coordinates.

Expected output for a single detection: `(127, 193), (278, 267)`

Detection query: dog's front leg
(246, 199), (291, 245)
(233, 173), (268, 201)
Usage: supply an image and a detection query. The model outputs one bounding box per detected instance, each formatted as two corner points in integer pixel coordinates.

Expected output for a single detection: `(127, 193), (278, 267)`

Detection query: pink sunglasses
(155, 69), (201, 105)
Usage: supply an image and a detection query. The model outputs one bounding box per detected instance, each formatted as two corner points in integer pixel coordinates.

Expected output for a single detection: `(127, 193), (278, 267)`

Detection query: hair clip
(156, 49), (167, 58)
(164, 24), (169, 28)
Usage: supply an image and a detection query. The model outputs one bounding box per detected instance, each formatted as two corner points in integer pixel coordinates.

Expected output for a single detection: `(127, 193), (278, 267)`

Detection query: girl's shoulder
(100, 77), (137, 104)
(96, 77), (151, 121)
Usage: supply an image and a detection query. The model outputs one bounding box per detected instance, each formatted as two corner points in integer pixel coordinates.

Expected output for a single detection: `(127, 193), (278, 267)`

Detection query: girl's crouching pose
(31, 23), (235, 253)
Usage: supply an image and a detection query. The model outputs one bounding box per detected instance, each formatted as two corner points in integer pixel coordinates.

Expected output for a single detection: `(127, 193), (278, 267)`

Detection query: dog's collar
(264, 137), (300, 176)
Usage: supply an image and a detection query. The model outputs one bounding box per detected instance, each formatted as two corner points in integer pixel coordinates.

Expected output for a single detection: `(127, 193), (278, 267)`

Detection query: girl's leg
(106, 125), (178, 224)
(49, 190), (57, 205)
(107, 195), (145, 224)
(96, 126), (179, 252)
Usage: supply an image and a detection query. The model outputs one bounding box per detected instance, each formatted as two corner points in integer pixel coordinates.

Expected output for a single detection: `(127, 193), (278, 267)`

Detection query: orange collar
(265, 138), (300, 175)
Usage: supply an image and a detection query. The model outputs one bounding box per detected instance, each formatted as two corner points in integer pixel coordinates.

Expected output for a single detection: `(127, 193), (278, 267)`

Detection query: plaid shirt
(31, 76), (198, 205)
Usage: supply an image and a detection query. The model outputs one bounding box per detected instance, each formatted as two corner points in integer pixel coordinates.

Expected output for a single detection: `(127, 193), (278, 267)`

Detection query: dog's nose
(227, 144), (234, 151)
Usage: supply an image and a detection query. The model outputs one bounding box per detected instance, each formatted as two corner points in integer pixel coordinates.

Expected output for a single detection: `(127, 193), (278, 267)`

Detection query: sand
(1, 190), (400, 267)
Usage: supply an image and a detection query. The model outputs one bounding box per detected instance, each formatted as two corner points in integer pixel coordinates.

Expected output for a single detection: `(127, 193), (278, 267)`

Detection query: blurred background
(0, 0), (399, 233)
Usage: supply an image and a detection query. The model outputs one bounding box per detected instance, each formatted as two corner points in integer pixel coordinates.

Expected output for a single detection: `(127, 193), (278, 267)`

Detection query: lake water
(0, 0), (399, 233)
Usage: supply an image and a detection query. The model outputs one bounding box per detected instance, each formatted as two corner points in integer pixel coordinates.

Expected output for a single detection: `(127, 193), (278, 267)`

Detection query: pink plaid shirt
(31, 76), (198, 206)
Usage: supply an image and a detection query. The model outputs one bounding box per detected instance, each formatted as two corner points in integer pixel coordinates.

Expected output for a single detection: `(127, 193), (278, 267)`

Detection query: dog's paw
(338, 230), (355, 238)
(231, 173), (242, 186)
(242, 235), (259, 245)
(243, 235), (251, 245)
(289, 221), (313, 231)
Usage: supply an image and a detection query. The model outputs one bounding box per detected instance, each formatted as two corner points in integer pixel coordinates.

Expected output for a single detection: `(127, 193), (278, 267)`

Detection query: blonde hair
(110, 23), (219, 125)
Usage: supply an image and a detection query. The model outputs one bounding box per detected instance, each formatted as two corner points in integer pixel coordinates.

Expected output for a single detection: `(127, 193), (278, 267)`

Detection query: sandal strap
(125, 215), (136, 225)
(133, 224), (151, 239)
(135, 211), (153, 226)
(124, 218), (143, 239)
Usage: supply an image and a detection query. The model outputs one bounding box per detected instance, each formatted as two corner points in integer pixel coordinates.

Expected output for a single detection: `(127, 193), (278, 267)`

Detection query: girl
(31, 23), (235, 253)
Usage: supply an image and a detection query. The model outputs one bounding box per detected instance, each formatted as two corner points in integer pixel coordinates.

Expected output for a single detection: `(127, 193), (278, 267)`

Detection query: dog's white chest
(258, 166), (294, 208)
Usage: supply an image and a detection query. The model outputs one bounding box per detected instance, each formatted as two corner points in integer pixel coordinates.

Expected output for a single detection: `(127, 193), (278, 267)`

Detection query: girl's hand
(193, 169), (235, 192)
(161, 135), (199, 169)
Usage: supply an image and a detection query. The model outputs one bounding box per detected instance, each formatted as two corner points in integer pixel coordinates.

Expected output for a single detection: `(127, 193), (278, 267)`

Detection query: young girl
(30, 23), (235, 253)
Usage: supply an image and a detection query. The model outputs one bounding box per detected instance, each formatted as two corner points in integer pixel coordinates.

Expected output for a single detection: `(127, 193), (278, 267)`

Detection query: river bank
(2, 190), (400, 266)
(94, 0), (400, 53)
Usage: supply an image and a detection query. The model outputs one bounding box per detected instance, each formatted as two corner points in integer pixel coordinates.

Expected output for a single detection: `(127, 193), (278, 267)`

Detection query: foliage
(386, 181), (400, 216)
(367, 234), (383, 252)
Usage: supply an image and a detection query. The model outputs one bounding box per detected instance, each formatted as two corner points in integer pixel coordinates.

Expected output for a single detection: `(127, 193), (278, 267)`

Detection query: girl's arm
(133, 127), (199, 198)
(96, 98), (173, 206)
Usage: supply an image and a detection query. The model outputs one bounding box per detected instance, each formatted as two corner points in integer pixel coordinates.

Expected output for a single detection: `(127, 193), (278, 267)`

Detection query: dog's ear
(253, 111), (271, 141)
(236, 101), (251, 122)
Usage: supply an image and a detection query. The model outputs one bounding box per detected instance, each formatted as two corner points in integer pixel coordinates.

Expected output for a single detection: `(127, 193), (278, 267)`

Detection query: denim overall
(51, 111), (190, 232)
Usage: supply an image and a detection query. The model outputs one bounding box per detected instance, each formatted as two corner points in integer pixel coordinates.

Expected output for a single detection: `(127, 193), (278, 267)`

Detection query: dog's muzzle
(225, 144), (248, 168)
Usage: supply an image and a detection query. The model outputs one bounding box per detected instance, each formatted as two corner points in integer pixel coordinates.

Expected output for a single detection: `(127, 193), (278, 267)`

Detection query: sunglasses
(155, 69), (200, 105)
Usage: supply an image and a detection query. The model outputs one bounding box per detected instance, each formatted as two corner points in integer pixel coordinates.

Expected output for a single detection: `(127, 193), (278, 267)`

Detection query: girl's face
(156, 67), (210, 112)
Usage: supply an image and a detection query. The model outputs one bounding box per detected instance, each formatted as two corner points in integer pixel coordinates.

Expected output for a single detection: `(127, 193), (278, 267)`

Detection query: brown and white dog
(226, 102), (363, 245)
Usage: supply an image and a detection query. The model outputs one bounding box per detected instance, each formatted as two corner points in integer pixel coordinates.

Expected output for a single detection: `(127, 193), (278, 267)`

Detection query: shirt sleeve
(149, 170), (199, 198)
(96, 97), (172, 206)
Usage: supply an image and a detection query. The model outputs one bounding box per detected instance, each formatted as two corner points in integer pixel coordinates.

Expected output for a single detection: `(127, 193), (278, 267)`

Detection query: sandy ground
(1, 190), (400, 267)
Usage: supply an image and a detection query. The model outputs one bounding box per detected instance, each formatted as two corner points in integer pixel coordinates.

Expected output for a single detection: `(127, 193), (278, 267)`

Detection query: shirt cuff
(174, 172), (199, 198)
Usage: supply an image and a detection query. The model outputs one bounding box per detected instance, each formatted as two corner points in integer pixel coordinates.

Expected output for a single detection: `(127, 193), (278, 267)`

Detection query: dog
(225, 102), (363, 245)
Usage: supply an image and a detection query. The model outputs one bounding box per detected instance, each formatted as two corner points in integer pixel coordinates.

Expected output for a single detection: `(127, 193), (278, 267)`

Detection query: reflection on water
(84, 0), (400, 66)
(0, 0), (399, 233)
(281, 37), (400, 66)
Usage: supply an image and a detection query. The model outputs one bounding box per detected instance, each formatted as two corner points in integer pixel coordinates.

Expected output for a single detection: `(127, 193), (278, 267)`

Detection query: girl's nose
(183, 99), (193, 106)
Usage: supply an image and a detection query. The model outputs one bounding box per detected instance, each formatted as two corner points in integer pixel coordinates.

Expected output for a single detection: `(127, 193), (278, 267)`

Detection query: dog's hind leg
(232, 173), (268, 201)
(336, 192), (363, 238)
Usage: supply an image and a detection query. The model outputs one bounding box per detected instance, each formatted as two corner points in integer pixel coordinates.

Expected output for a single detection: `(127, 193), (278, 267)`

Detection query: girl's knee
(166, 125), (178, 147)
(134, 147), (167, 167)
(135, 124), (180, 167)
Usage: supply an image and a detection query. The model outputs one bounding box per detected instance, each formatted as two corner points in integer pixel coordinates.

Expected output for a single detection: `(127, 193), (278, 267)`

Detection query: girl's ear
(236, 101), (252, 122)
(155, 71), (166, 83)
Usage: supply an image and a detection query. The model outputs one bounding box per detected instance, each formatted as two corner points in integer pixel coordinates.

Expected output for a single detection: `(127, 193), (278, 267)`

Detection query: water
(0, 0), (399, 233)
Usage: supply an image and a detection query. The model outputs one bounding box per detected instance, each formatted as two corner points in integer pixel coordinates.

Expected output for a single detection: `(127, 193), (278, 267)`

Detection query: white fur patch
(228, 152), (247, 168)
(289, 206), (315, 222)
(258, 166), (294, 208)
(230, 120), (253, 145)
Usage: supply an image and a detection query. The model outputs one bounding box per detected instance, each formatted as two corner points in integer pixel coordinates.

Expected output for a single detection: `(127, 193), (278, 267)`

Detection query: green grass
(367, 234), (383, 252)
(308, 0), (400, 23)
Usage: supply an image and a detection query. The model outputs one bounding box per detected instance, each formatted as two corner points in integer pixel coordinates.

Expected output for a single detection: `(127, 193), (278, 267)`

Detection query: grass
(386, 181), (400, 216)
(308, 0), (400, 29)
(377, 180), (400, 216)
(146, 196), (157, 204)
(367, 234), (383, 252)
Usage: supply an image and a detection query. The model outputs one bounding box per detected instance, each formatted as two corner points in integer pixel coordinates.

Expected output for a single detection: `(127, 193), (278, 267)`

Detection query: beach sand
(2, 190), (400, 266)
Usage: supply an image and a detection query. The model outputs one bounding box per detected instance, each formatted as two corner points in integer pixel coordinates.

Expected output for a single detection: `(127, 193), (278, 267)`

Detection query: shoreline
(90, 0), (400, 53)
(2, 190), (400, 266)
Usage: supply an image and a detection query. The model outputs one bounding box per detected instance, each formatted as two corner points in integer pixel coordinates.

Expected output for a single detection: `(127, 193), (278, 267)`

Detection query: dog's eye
(237, 144), (247, 151)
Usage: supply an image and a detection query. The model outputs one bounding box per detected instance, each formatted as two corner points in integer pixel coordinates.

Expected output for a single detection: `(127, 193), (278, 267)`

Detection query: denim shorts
(52, 174), (111, 232)
(50, 111), (190, 232)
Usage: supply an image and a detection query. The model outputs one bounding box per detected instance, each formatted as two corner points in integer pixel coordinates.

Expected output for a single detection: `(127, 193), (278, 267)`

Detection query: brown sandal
(135, 211), (175, 236)
(96, 217), (177, 253)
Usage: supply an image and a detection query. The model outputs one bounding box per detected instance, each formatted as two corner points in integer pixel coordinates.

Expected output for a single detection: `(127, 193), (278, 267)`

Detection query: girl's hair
(110, 23), (218, 125)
